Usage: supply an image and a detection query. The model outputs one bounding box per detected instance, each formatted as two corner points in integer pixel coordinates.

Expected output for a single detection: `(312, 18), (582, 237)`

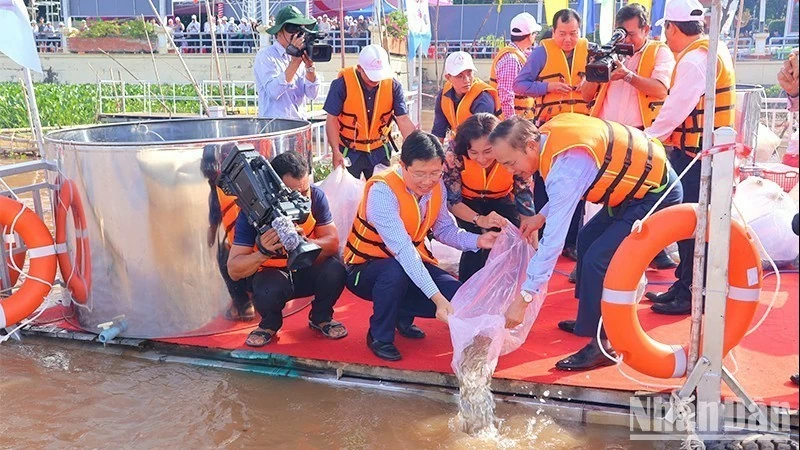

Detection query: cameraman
(580, 4), (677, 270)
(324, 45), (416, 179)
(227, 151), (348, 347)
(254, 6), (320, 120)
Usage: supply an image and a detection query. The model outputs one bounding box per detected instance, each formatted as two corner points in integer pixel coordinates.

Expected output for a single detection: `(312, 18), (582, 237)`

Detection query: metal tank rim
(42, 117), (312, 148)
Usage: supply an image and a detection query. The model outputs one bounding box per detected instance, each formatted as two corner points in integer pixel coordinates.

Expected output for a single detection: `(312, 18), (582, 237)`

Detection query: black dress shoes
(367, 331), (401, 361)
(650, 251), (678, 270)
(562, 246), (578, 261)
(568, 267), (577, 284)
(651, 298), (692, 315)
(556, 341), (617, 371)
(791, 374), (799, 386)
(645, 287), (678, 304)
(396, 322), (426, 339)
(558, 320), (576, 334)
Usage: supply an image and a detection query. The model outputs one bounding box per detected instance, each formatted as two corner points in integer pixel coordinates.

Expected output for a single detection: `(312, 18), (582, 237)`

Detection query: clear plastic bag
(430, 239), (462, 276)
(449, 225), (543, 378)
(733, 176), (799, 263)
(317, 166), (366, 255)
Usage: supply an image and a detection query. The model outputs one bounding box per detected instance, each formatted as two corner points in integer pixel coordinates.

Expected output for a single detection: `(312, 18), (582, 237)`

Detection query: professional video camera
(585, 28), (635, 83)
(285, 24), (333, 63)
(217, 144), (322, 271)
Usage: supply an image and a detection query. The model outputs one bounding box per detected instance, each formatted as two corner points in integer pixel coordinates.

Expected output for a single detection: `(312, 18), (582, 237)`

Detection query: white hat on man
(444, 51), (478, 76)
(510, 12), (541, 37)
(655, 0), (706, 26)
(359, 44), (393, 82)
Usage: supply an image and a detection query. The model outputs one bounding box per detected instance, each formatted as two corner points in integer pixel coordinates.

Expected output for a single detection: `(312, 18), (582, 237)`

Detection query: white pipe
(22, 69), (45, 156)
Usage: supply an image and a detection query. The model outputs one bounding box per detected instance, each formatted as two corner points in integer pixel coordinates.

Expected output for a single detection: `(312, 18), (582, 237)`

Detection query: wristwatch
(623, 71), (634, 84)
(306, 66), (316, 73)
(520, 290), (534, 303)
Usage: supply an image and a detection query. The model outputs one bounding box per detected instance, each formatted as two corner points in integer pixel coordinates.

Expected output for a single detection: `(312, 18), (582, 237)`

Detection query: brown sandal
(245, 329), (276, 347)
(308, 320), (348, 339)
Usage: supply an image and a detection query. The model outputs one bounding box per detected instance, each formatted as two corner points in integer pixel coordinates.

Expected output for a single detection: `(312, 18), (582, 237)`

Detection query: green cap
(267, 6), (316, 35)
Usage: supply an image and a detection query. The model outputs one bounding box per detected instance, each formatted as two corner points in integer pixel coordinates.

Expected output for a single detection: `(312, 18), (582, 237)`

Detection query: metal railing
(170, 32), (259, 54)
(761, 97), (798, 147)
(34, 32), (64, 52)
(96, 79), (418, 163)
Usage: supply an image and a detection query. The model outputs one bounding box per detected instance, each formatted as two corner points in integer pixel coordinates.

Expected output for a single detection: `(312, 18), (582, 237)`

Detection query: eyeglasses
(406, 170), (444, 182)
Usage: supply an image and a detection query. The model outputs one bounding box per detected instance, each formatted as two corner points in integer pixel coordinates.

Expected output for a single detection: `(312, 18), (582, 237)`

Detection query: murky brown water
(1, 155), (657, 449)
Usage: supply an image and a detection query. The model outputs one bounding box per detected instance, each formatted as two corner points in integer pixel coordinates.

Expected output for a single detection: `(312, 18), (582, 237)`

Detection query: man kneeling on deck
(344, 131), (500, 361)
(227, 151), (348, 347)
(491, 114), (683, 371)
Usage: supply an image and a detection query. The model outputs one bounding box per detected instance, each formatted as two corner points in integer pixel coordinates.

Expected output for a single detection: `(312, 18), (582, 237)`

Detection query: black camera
(216, 144), (321, 271)
(585, 28), (635, 83)
(285, 24), (333, 63)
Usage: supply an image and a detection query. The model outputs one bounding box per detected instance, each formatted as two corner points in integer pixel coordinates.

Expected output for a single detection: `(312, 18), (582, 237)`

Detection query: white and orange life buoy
(0, 196), (57, 328)
(602, 203), (763, 379)
(55, 178), (92, 304)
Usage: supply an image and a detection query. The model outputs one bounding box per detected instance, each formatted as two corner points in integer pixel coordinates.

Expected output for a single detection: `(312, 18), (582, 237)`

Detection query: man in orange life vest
(227, 151), (349, 347)
(324, 45), (416, 180)
(580, 3), (678, 271)
(642, 0), (736, 315)
(513, 8), (590, 266)
(491, 114), (683, 371)
(344, 131), (500, 361)
(489, 12), (541, 120)
(431, 51), (503, 142)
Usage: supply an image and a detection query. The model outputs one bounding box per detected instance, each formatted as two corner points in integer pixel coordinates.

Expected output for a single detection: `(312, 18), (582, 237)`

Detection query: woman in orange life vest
(443, 113), (536, 281)
(201, 142), (254, 321)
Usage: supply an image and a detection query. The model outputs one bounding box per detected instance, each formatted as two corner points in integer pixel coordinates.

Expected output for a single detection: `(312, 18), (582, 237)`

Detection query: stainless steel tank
(43, 118), (313, 338)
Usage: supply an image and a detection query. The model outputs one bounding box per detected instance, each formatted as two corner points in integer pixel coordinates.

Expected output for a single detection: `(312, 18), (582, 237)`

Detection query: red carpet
(41, 257), (800, 408)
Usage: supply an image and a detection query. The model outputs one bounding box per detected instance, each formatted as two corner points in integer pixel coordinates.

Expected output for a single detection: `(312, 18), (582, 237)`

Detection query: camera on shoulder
(586, 28), (635, 83)
(285, 24), (333, 63)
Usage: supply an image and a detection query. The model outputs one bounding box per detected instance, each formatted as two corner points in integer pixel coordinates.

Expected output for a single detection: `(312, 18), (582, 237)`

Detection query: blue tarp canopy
(344, 1), (396, 18)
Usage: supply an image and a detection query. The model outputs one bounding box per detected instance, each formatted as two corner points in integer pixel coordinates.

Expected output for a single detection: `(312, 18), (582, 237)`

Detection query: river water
(0, 156), (658, 449)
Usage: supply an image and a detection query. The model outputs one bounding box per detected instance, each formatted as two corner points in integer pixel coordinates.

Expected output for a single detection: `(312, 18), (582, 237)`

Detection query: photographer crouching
(226, 151), (348, 347)
(254, 6), (322, 119)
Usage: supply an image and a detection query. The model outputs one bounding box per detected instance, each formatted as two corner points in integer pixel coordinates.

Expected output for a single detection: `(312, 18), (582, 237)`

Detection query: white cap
(445, 51), (477, 77)
(655, 0), (706, 27)
(359, 45), (393, 82)
(191, 14), (196, 19)
(510, 12), (541, 36)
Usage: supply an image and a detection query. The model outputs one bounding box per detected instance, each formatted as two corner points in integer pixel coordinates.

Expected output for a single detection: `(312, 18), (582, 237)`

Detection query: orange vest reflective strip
(217, 187), (240, 246)
(440, 79), (503, 133)
(669, 38), (736, 154)
(259, 213), (317, 269)
(602, 203), (762, 378)
(343, 169), (440, 266)
(489, 46), (535, 119)
(337, 66), (395, 152)
(534, 38), (590, 124)
(590, 40), (668, 128)
(539, 113), (667, 207)
(461, 158), (514, 200)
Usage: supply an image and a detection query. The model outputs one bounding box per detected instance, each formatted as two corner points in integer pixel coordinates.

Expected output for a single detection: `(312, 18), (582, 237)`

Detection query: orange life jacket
(534, 38), (590, 124)
(440, 79), (503, 134)
(217, 187), (240, 246)
(337, 66), (395, 152)
(461, 158), (514, 200)
(489, 46), (535, 120)
(259, 213), (317, 269)
(343, 169), (440, 266)
(668, 38), (736, 155)
(590, 40), (669, 128)
(539, 113), (667, 207)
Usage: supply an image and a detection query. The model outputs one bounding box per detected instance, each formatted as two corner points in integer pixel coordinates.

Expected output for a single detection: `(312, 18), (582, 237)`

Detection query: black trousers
(533, 172), (584, 247)
(346, 258), (461, 343)
(573, 166), (684, 337)
(217, 243), (251, 312)
(344, 145), (391, 180)
(454, 195), (521, 282)
(668, 148), (702, 299)
(250, 256), (346, 331)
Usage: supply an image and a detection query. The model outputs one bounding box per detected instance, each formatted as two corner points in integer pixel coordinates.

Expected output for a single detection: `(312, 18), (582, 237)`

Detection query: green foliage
(764, 84), (784, 98)
(0, 83), (96, 129)
(78, 19), (155, 41)
(481, 34), (506, 51)
(312, 160), (333, 181)
(385, 10), (408, 39)
(767, 19), (785, 36)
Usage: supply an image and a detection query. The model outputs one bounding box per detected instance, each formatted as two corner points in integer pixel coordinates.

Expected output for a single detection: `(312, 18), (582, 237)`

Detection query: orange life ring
(1, 243), (26, 290)
(0, 196), (57, 329)
(55, 179), (92, 304)
(602, 203), (763, 379)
